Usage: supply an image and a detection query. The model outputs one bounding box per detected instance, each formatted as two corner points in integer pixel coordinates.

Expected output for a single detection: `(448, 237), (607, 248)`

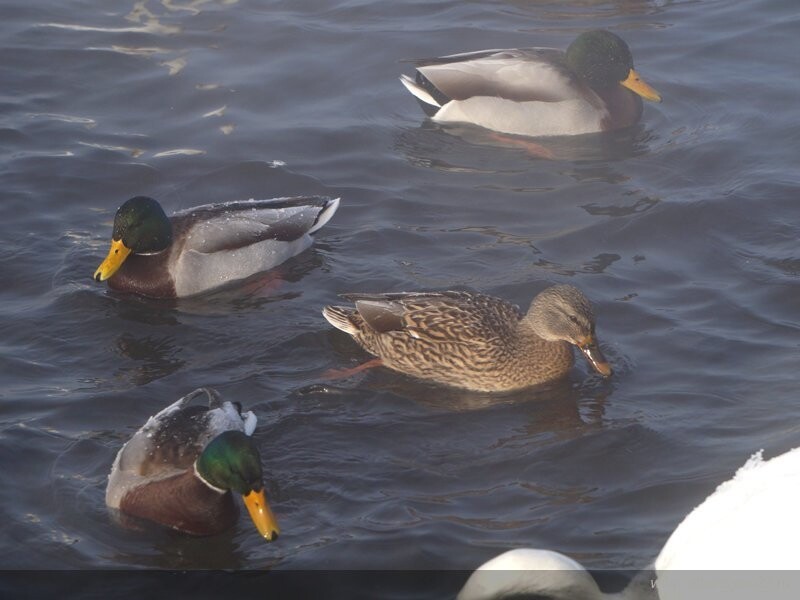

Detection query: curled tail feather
(322, 305), (359, 336)
(400, 74), (447, 117)
(308, 197), (340, 235)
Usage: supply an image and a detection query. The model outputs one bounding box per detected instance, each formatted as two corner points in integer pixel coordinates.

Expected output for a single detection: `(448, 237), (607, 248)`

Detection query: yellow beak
(94, 238), (132, 282)
(243, 489), (280, 541)
(621, 68), (662, 103)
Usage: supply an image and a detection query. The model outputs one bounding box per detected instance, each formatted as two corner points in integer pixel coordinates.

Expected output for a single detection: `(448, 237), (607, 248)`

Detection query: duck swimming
(400, 29), (661, 137)
(322, 284), (612, 392)
(93, 195), (339, 298)
(106, 387), (279, 541)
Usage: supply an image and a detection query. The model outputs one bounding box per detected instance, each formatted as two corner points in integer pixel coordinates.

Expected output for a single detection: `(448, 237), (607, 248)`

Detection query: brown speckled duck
(106, 388), (279, 540)
(322, 284), (612, 392)
(400, 29), (661, 137)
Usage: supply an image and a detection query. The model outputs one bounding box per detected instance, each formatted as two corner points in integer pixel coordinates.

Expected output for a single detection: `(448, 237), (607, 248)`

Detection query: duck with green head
(94, 194), (339, 298)
(400, 29), (661, 137)
(106, 388), (279, 540)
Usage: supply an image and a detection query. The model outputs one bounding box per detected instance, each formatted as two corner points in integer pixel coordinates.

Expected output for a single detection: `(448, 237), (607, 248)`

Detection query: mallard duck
(322, 284), (612, 392)
(458, 447), (800, 600)
(93, 195), (339, 298)
(106, 387), (279, 540)
(400, 29), (661, 137)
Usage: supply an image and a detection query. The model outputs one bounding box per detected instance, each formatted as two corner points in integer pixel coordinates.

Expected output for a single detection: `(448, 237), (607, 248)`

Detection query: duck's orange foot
(322, 358), (384, 380)
(488, 132), (556, 159)
(242, 269), (286, 297)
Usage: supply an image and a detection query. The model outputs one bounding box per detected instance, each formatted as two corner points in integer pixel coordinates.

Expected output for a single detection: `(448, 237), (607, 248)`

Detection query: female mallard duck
(322, 284), (612, 392)
(93, 195), (339, 298)
(458, 446), (800, 600)
(106, 387), (279, 541)
(400, 29), (661, 137)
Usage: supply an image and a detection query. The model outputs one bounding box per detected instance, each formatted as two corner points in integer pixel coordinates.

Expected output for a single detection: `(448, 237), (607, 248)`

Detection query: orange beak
(243, 489), (280, 541)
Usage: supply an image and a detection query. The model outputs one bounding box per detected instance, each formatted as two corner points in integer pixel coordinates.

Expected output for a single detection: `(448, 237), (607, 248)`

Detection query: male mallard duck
(322, 284), (612, 392)
(400, 29), (661, 137)
(93, 195), (339, 298)
(106, 387), (279, 540)
(458, 447), (800, 600)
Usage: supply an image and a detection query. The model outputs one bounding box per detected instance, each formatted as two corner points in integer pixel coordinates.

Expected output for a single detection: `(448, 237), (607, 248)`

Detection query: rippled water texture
(1, 0), (799, 594)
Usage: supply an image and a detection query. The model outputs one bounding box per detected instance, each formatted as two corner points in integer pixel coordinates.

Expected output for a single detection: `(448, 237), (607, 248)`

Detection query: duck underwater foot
(322, 358), (384, 381)
(487, 132), (556, 159)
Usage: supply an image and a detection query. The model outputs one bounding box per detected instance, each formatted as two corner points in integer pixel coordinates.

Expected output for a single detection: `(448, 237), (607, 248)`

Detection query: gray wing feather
(416, 48), (578, 104)
(177, 196), (338, 254)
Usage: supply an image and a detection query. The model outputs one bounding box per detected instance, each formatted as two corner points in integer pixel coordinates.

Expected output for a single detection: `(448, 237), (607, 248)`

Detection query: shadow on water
(302, 329), (614, 433)
(113, 333), (185, 386)
(533, 252), (624, 276)
(394, 120), (654, 173)
(352, 371), (610, 422)
(104, 517), (252, 569)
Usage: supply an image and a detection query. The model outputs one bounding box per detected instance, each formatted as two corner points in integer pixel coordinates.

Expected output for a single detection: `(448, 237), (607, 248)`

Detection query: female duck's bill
(576, 333), (613, 377)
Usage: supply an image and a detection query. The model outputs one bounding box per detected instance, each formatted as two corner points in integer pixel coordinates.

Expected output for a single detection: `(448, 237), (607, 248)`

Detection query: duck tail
(309, 197), (340, 235)
(323, 305), (358, 335)
(400, 73), (442, 113)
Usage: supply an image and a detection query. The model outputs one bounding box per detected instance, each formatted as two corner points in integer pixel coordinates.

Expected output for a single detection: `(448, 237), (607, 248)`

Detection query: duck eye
(568, 315), (579, 325)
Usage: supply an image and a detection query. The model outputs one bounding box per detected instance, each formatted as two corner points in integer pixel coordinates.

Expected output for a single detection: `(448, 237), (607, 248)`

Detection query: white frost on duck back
(172, 197), (338, 297)
(106, 389), (256, 509)
(242, 410), (257, 436)
(205, 400), (252, 437)
(180, 199), (329, 254)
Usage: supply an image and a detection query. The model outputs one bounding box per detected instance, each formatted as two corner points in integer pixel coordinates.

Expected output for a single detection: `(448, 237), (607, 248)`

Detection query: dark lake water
(2, 0), (799, 596)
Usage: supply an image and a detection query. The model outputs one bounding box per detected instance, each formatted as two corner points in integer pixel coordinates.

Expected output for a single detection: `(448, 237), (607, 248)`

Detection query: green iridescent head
(111, 196), (172, 253)
(567, 30), (633, 86)
(94, 196), (173, 282)
(566, 30), (661, 102)
(195, 430), (280, 541)
(196, 431), (264, 495)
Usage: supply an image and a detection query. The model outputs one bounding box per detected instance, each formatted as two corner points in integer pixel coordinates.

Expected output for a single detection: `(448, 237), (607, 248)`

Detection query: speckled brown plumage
(323, 286), (611, 392)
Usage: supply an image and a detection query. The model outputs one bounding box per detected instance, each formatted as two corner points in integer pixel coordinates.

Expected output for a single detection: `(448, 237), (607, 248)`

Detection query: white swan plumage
(458, 446), (800, 600)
